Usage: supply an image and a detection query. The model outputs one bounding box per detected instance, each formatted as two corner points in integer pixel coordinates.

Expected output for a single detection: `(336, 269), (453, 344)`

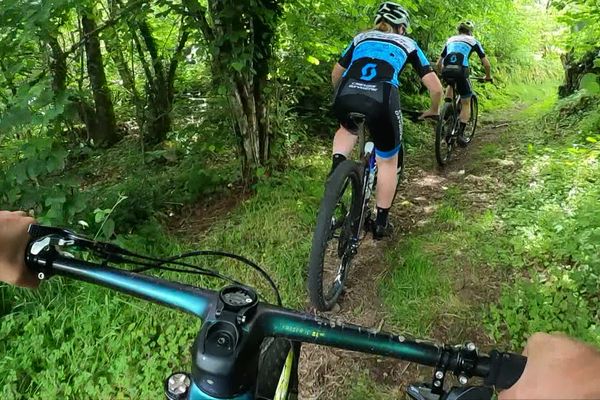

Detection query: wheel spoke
(308, 162), (362, 310)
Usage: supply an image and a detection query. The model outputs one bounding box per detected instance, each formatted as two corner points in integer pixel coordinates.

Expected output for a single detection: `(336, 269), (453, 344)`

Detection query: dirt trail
(298, 118), (514, 399)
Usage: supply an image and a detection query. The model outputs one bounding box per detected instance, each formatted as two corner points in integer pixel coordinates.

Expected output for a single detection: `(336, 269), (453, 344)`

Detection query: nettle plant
(0, 136), (85, 225)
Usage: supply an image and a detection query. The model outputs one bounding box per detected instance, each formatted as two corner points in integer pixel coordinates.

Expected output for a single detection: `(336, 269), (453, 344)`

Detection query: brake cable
(28, 225), (283, 306)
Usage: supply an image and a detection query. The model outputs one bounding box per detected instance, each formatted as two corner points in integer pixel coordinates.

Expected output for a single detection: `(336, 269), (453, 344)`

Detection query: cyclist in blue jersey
(437, 21), (492, 146)
(330, 1), (443, 239)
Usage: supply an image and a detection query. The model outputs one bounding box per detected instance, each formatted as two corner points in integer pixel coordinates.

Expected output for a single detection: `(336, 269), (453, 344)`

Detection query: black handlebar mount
(406, 340), (524, 400)
(191, 284), (263, 398)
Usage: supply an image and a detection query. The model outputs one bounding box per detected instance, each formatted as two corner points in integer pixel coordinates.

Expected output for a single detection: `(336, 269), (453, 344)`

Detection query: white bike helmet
(457, 20), (475, 34)
(374, 2), (410, 29)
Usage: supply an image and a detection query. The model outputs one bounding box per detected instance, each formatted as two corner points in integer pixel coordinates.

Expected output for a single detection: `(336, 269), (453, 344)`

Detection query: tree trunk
(104, 23), (145, 133)
(559, 48), (600, 97)
(81, 12), (119, 146)
(136, 20), (171, 145)
(182, 0), (282, 182)
(229, 78), (261, 178)
(124, 14), (188, 145)
(46, 35), (67, 94)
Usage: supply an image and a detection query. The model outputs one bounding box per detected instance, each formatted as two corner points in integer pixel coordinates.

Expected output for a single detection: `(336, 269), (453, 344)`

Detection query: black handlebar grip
(483, 350), (527, 389)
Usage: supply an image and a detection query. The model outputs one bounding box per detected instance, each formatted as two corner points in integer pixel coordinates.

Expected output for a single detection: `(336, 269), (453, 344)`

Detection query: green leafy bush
(486, 98), (600, 347)
(0, 137), (85, 224)
(488, 269), (598, 348)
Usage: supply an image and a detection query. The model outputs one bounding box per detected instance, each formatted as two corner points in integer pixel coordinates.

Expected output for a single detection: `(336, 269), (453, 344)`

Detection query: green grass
(482, 97), (600, 347)
(380, 237), (454, 335)
(347, 371), (401, 399)
(380, 184), (473, 335)
(477, 142), (504, 160)
(479, 76), (561, 119)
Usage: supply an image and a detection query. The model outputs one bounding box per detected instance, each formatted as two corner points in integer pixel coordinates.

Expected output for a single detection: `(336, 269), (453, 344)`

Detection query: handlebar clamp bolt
(466, 342), (476, 351)
(38, 272), (45, 280)
(435, 371), (444, 379)
(433, 380), (441, 388)
(165, 372), (191, 400)
(459, 375), (468, 385)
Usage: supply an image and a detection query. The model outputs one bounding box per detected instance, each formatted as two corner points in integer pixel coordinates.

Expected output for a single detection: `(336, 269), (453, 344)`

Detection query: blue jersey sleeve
(440, 44), (448, 58)
(473, 40), (486, 58)
(408, 44), (434, 77)
(338, 41), (355, 68)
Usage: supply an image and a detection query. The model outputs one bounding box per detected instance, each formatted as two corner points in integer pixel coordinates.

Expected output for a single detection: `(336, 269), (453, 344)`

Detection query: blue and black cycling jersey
(440, 34), (486, 67)
(334, 31), (432, 158)
(338, 30), (434, 87)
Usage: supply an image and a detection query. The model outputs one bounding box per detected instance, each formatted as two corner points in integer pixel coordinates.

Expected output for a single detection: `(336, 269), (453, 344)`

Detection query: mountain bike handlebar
(25, 225), (525, 399)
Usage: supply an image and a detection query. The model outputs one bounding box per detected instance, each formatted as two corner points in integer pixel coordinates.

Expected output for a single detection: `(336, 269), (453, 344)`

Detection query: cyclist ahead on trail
(436, 21), (492, 146)
(330, 1), (443, 239)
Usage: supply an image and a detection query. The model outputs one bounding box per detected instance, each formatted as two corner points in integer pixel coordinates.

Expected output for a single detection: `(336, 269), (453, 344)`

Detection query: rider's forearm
(331, 63), (346, 87)
(422, 72), (443, 113)
(482, 57), (492, 79)
(435, 58), (442, 74)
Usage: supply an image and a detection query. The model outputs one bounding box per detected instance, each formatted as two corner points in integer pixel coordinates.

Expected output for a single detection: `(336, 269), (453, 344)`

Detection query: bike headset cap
(458, 20), (475, 34)
(374, 2), (410, 30)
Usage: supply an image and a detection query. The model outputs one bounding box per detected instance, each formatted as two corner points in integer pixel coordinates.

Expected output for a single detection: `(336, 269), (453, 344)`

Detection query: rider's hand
(498, 333), (600, 400)
(0, 211), (38, 288)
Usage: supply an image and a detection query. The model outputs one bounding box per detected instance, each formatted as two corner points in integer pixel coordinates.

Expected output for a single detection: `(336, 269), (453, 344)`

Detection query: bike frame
(27, 235), (525, 400)
(448, 81), (471, 135)
(446, 76), (487, 137)
(355, 143), (376, 240)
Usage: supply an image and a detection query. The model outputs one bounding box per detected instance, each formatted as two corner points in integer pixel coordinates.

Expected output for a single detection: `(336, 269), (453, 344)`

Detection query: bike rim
(463, 98), (478, 143)
(321, 176), (358, 305)
(438, 113), (455, 163)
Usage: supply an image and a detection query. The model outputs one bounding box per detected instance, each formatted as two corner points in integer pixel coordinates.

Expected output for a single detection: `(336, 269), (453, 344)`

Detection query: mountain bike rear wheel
(308, 160), (362, 311)
(435, 102), (455, 166)
(462, 95), (478, 144)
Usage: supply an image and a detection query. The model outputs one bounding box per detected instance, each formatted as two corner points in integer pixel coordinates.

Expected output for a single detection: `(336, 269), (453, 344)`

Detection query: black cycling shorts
(332, 79), (402, 158)
(441, 65), (473, 98)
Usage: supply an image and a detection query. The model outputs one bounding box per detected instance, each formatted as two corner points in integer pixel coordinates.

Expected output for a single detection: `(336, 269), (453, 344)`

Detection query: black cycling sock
(331, 153), (347, 173)
(459, 122), (467, 134)
(376, 207), (390, 226)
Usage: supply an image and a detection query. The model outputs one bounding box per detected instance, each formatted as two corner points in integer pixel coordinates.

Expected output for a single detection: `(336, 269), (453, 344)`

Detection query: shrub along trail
(298, 105), (529, 399)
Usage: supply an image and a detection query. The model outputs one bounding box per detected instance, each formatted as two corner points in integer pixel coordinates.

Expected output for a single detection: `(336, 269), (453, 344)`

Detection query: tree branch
(63, 0), (145, 57)
(181, 0), (214, 42)
(167, 24), (190, 94)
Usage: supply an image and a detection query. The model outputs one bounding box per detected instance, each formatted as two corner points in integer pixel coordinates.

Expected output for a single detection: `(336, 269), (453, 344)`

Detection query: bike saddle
(348, 112), (366, 127)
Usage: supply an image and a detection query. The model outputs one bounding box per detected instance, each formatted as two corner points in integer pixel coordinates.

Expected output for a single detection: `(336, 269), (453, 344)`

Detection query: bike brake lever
(443, 386), (493, 400)
(28, 224), (130, 263)
(406, 384), (440, 400)
(28, 224), (79, 241)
